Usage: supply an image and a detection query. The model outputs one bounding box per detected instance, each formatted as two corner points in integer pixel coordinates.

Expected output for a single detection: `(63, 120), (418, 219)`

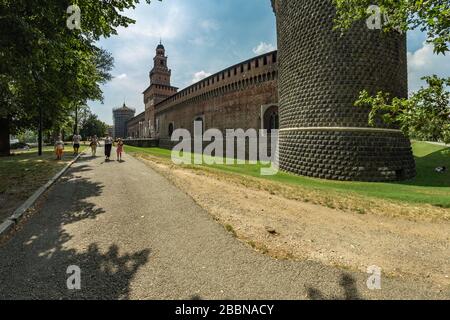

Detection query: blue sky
(89, 0), (450, 125)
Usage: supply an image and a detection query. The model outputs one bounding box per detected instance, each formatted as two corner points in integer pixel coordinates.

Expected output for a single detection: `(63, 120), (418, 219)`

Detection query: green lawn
(126, 141), (450, 208)
(0, 146), (84, 223)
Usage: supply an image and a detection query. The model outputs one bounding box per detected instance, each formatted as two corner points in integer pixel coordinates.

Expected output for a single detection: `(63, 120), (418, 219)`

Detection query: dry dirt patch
(135, 154), (450, 288)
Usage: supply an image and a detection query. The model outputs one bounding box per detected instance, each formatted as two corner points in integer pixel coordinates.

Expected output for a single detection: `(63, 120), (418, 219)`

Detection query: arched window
(263, 106), (279, 133)
(194, 116), (204, 136)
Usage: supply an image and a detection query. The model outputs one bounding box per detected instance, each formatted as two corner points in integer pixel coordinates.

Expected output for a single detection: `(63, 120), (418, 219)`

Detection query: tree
(356, 76), (450, 143)
(0, 0), (154, 156)
(333, 0), (450, 54)
(333, 0), (450, 142)
(80, 112), (108, 139)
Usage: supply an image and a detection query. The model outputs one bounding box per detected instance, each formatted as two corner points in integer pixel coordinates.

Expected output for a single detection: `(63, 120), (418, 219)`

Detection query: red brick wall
(127, 112), (146, 138)
(155, 51), (279, 139)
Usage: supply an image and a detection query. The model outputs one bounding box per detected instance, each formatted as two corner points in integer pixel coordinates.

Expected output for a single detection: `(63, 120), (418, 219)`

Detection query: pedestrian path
(0, 148), (446, 299)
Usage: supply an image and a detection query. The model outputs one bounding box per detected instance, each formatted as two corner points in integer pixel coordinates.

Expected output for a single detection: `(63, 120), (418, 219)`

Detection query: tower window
(248, 62), (251, 70)
(240, 65), (244, 73)
(272, 52), (277, 63)
(255, 59), (259, 68)
(263, 106), (279, 133)
(263, 56), (268, 65)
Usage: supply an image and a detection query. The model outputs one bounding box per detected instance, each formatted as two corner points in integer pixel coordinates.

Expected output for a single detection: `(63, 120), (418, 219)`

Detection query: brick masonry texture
(113, 104), (135, 139)
(127, 111), (145, 139)
(155, 51), (278, 139)
(273, 0), (416, 181)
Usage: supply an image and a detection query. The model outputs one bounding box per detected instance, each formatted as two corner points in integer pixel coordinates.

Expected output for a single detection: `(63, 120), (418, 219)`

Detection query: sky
(88, 0), (450, 125)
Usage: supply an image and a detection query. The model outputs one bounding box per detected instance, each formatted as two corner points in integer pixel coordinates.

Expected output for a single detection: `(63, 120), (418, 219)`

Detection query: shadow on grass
(396, 148), (450, 188)
(0, 161), (150, 299)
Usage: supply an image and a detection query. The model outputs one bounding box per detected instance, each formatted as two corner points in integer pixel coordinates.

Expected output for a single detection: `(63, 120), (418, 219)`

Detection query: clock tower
(143, 42), (178, 137)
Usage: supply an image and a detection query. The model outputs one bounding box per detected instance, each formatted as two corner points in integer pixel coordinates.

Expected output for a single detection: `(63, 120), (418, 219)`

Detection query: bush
(10, 142), (30, 150)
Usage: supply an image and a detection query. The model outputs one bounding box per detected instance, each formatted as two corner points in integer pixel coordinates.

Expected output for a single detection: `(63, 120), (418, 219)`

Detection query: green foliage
(355, 76), (450, 143)
(333, 0), (450, 54)
(17, 130), (38, 144)
(80, 112), (109, 139)
(0, 0), (155, 152)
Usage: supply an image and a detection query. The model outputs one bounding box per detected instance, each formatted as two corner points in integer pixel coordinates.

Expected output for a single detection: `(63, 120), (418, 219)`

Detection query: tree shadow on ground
(0, 160), (151, 299)
(306, 273), (362, 300)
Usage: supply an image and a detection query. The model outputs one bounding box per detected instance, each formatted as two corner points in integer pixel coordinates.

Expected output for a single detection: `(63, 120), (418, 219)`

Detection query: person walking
(55, 136), (65, 160)
(90, 135), (100, 157)
(116, 138), (124, 162)
(72, 132), (82, 155)
(104, 134), (114, 161)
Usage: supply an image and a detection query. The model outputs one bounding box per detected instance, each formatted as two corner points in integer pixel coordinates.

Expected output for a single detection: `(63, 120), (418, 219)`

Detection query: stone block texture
(273, 0), (416, 181)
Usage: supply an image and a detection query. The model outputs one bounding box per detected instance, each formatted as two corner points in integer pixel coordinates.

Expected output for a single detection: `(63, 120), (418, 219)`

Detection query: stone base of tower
(279, 129), (416, 182)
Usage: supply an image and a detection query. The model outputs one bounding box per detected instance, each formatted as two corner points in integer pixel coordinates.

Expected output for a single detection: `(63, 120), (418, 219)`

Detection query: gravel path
(0, 148), (447, 299)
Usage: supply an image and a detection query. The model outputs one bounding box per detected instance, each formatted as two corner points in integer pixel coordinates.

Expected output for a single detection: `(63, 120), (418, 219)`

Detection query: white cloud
(110, 71), (143, 93)
(252, 42), (276, 55)
(189, 37), (207, 46)
(191, 71), (212, 84)
(115, 44), (150, 68)
(200, 19), (219, 31)
(408, 43), (450, 93)
(116, 4), (190, 41)
(114, 73), (128, 80)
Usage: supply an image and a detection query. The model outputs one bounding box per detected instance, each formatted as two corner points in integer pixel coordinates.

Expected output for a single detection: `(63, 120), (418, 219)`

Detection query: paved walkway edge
(0, 153), (84, 239)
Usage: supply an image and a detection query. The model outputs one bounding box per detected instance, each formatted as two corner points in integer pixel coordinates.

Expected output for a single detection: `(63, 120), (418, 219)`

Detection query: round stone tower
(272, 0), (416, 181)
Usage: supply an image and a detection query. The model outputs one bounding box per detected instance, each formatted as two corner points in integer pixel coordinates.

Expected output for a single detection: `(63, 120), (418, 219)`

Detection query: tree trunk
(0, 117), (11, 156)
(38, 106), (43, 156)
(74, 105), (78, 136)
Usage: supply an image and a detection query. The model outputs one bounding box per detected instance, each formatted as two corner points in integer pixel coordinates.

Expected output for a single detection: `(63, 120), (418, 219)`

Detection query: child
(90, 135), (100, 157)
(116, 138), (124, 162)
(55, 136), (65, 160)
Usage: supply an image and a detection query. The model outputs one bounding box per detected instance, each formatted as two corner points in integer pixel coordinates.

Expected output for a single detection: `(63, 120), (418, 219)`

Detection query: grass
(125, 141), (450, 208)
(0, 146), (85, 223)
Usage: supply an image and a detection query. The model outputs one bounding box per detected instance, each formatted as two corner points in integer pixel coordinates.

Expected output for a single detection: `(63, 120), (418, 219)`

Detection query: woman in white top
(104, 134), (114, 160)
(72, 133), (82, 155)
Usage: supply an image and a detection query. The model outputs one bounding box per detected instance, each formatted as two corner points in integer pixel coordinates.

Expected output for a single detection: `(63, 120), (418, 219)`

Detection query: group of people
(54, 134), (125, 162)
(54, 133), (82, 160)
(90, 134), (124, 162)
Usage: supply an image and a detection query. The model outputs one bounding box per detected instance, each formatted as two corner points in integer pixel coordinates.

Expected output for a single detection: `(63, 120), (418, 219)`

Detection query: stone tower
(113, 103), (135, 139)
(272, 0), (416, 181)
(143, 42), (178, 137)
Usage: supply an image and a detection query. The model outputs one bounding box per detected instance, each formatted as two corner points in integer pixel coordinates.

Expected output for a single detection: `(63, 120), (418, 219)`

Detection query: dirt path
(0, 149), (447, 299)
(134, 154), (450, 290)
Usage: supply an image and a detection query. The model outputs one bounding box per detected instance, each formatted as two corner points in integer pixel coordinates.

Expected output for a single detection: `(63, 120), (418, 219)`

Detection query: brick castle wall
(127, 111), (145, 139)
(155, 51), (279, 140)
